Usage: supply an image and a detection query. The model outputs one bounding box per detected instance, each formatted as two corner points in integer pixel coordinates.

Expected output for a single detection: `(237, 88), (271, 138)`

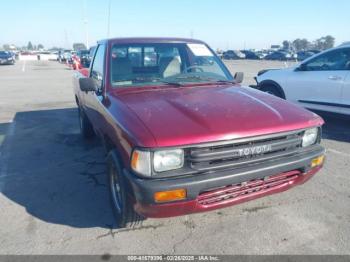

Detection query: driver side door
(83, 44), (106, 136)
(285, 48), (350, 114)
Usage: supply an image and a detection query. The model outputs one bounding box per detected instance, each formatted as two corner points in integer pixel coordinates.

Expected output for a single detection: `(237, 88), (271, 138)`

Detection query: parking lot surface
(0, 60), (349, 255)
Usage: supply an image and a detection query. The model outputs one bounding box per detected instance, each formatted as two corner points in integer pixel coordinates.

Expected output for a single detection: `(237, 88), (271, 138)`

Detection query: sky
(1, 0), (349, 50)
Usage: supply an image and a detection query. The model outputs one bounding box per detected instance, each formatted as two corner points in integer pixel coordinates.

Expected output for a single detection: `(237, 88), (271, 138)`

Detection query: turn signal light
(311, 155), (325, 168)
(131, 151), (139, 170)
(154, 189), (187, 203)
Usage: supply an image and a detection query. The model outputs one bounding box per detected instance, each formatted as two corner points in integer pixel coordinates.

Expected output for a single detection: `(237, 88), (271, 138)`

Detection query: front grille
(188, 131), (304, 172)
(197, 170), (301, 206)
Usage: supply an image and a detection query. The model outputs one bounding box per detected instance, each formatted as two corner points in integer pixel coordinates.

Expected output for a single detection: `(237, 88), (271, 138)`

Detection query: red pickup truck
(73, 37), (325, 228)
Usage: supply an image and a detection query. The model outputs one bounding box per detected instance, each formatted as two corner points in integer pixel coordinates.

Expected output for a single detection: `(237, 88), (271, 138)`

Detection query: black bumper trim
(125, 145), (324, 204)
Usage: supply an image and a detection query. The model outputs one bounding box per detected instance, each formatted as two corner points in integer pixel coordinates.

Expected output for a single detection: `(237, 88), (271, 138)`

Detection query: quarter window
(91, 45), (105, 86)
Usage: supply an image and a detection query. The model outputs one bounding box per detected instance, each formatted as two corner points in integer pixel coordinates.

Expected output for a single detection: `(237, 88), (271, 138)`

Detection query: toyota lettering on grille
(234, 144), (272, 157)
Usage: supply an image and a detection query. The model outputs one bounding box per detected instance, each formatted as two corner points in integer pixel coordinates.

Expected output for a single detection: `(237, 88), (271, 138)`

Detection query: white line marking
(22, 60), (26, 72)
(328, 148), (350, 158)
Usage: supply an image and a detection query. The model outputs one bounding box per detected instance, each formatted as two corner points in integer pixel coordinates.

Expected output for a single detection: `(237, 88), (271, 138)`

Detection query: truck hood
(111, 85), (323, 148)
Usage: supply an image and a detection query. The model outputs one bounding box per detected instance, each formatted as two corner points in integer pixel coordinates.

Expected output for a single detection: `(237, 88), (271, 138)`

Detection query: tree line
(2, 37), (336, 52)
(282, 35), (335, 52)
(2, 41), (45, 51)
(2, 42), (87, 51)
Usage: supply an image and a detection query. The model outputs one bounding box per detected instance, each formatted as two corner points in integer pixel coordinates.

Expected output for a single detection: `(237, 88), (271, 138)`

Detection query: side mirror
(79, 77), (97, 92)
(234, 72), (244, 84)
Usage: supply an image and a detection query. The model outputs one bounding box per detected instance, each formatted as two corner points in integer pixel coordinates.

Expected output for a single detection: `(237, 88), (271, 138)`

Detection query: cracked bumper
(125, 146), (324, 218)
(133, 166), (322, 218)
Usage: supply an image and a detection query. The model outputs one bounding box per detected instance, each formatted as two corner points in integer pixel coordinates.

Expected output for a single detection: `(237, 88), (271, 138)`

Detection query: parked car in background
(308, 49), (321, 55)
(255, 50), (268, 59)
(264, 51), (291, 61)
(297, 51), (317, 61)
(8, 51), (17, 60)
(37, 51), (58, 61)
(256, 44), (350, 115)
(0, 51), (15, 65)
(216, 51), (224, 59)
(58, 50), (73, 63)
(223, 50), (246, 59)
(73, 37), (325, 228)
(240, 50), (262, 60)
(72, 50), (90, 70)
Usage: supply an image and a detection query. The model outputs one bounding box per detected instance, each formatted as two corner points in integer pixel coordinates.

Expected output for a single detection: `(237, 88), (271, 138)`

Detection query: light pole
(83, 0), (89, 49)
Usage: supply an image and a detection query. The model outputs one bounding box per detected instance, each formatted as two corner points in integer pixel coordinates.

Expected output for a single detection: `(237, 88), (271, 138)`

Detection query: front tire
(107, 151), (144, 228)
(78, 107), (95, 139)
(260, 85), (284, 99)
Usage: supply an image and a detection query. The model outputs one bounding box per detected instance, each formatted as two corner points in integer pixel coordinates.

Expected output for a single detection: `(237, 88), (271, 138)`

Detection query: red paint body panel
(109, 85), (323, 148)
(134, 166), (322, 218)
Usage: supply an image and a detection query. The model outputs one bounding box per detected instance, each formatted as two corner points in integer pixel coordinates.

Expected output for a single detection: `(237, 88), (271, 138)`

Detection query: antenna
(107, 0), (112, 37)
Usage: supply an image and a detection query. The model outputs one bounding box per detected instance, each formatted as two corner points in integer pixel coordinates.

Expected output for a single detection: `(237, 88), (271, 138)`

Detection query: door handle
(328, 75), (342, 81)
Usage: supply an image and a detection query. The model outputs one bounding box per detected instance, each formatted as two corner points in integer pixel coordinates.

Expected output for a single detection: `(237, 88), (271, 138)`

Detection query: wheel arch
(258, 80), (286, 99)
(107, 148), (136, 202)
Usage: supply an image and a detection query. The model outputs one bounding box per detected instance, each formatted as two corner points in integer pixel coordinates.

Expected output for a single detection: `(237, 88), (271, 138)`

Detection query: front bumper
(0, 59), (14, 65)
(125, 145), (325, 218)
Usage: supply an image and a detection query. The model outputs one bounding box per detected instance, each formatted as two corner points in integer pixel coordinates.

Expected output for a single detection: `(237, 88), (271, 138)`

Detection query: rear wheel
(78, 107), (95, 139)
(260, 85), (284, 99)
(107, 152), (144, 228)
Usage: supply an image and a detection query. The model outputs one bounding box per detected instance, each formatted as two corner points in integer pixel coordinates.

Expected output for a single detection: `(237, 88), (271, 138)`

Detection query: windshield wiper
(134, 77), (184, 87)
(213, 80), (238, 85)
(170, 76), (236, 85)
(159, 80), (183, 87)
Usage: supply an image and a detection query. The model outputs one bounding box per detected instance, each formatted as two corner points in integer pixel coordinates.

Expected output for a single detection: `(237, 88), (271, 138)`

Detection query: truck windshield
(110, 43), (233, 88)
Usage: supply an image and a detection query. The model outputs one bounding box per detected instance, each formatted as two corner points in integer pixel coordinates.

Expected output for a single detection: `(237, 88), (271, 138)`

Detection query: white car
(256, 44), (350, 115)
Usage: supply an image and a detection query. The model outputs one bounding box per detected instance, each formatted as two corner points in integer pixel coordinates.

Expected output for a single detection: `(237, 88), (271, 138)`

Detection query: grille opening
(207, 147), (288, 166)
(189, 131), (304, 172)
(197, 170), (301, 206)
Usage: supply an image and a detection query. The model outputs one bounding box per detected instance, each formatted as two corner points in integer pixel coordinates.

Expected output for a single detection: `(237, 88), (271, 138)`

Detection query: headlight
(302, 128), (318, 147)
(131, 149), (184, 176)
(154, 149), (184, 173)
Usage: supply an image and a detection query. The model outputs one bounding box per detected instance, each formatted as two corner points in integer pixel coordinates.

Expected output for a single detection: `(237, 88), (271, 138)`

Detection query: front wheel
(107, 152), (144, 228)
(260, 85), (284, 99)
(78, 107), (95, 139)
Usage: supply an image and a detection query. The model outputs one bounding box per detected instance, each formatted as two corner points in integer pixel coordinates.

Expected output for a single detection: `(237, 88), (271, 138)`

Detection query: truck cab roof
(97, 37), (206, 46)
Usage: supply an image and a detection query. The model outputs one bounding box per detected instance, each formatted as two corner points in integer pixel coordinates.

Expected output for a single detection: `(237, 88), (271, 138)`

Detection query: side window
(304, 48), (350, 71)
(91, 45), (105, 87)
